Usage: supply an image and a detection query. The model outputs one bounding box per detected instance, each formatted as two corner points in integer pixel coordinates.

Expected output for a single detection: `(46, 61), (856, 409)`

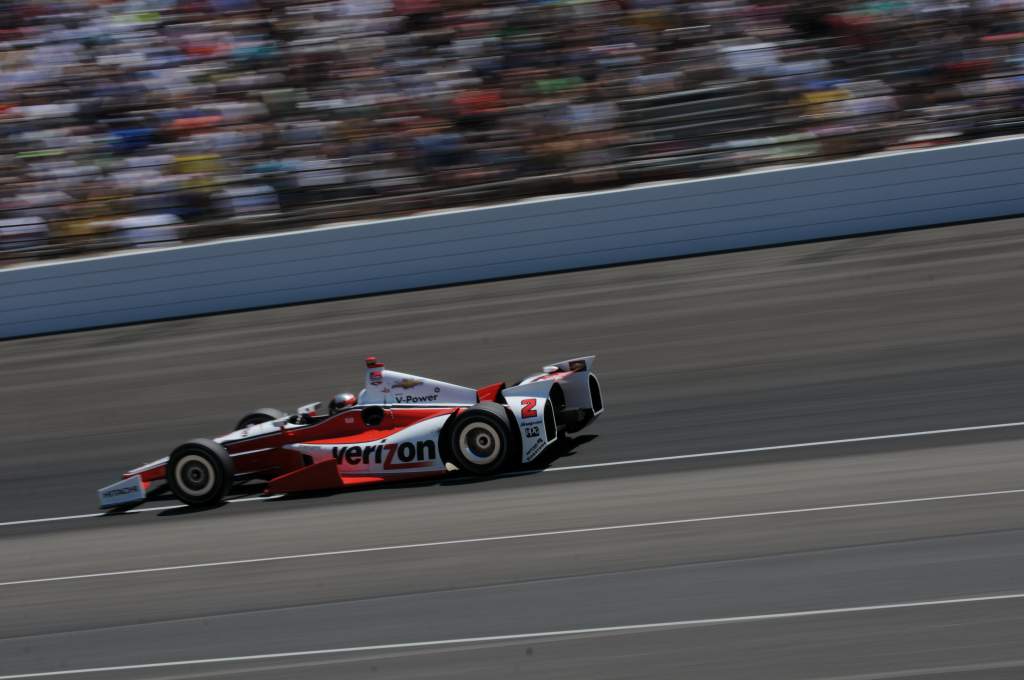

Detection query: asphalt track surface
(3, 216), (1024, 678)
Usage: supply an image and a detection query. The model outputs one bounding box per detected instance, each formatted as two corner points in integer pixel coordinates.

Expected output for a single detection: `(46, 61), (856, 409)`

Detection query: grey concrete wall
(3, 136), (1023, 339)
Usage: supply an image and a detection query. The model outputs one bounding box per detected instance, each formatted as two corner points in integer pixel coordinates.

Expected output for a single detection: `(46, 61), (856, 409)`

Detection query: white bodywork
(520, 356), (603, 414)
(360, 366), (478, 406)
(503, 383), (556, 464)
(215, 416), (296, 445)
(97, 475), (146, 508)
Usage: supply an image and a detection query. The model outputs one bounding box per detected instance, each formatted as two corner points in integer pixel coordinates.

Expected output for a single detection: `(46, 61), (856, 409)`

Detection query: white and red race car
(98, 356), (604, 509)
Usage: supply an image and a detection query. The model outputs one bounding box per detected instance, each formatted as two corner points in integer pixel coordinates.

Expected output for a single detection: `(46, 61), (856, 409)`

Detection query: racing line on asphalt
(2, 418), (1023, 530)
(2, 592), (1024, 679)
(3, 486), (1023, 588)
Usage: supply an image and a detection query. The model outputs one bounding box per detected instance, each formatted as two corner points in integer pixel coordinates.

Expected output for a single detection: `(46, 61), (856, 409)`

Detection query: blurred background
(0, 0), (1021, 264)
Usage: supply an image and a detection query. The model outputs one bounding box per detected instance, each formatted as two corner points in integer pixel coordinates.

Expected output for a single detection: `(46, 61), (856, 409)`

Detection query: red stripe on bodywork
(341, 472), (443, 485)
(265, 459), (344, 495)
(476, 382), (505, 403)
(306, 408), (456, 446)
(527, 371), (573, 383)
(134, 466), (167, 483)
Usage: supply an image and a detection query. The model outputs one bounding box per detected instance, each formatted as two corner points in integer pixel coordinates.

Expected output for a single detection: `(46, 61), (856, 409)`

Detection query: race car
(98, 356), (604, 509)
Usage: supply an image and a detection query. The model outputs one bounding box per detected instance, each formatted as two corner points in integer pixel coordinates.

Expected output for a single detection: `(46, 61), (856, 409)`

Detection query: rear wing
(515, 355), (603, 416)
(502, 356), (604, 462)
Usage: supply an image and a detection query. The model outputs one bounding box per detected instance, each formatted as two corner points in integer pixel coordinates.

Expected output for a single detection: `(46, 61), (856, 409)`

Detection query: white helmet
(329, 392), (357, 414)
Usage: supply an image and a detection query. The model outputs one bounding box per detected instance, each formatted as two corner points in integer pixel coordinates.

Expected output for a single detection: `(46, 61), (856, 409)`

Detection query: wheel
(166, 439), (235, 507)
(234, 407), (287, 431)
(448, 402), (515, 476)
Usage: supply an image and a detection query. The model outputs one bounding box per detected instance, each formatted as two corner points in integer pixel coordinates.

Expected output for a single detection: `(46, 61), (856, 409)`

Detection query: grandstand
(0, 0), (1021, 262)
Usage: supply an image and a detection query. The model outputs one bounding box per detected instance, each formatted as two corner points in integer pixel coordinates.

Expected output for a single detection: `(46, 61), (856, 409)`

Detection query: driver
(329, 392), (357, 415)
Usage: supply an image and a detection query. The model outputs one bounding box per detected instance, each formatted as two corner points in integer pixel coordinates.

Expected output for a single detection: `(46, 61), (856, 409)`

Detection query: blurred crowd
(1, 0), (1022, 263)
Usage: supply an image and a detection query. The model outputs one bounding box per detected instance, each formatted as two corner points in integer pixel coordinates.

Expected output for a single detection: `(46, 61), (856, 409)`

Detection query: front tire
(235, 408), (287, 431)
(166, 439), (234, 507)
(448, 403), (515, 476)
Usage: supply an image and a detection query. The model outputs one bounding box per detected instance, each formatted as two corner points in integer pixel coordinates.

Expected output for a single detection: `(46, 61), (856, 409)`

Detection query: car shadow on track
(152, 482), (270, 516)
(145, 435), (599, 515)
(156, 502), (230, 517)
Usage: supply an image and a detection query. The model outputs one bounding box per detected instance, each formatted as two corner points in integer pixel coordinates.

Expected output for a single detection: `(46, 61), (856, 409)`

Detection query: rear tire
(166, 439), (234, 507)
(235, 408), (287, 431)
(448, 403), (515, 476)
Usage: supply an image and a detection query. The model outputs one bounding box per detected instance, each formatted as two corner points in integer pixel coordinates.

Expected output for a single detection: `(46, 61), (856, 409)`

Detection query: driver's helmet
(329, 392), (357, 414)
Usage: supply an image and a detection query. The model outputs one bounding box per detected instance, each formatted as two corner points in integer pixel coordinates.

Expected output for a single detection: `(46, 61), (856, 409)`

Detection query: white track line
(819, 659), (1024, 680)
(3, 487), (1022, 588)
(0, 495), (283, 528)
(2, 592), (1024, 679)
(3, 419), (1023, 529)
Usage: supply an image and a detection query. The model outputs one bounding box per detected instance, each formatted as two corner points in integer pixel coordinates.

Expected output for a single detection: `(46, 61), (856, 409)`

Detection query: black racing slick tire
(448, 402), (515, 476)
(234, 408), (287, 431)
(166, 439), (235, 507)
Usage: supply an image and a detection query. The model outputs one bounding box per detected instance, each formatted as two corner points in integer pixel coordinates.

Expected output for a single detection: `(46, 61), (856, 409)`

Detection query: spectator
(0, 0), (1020, 265)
